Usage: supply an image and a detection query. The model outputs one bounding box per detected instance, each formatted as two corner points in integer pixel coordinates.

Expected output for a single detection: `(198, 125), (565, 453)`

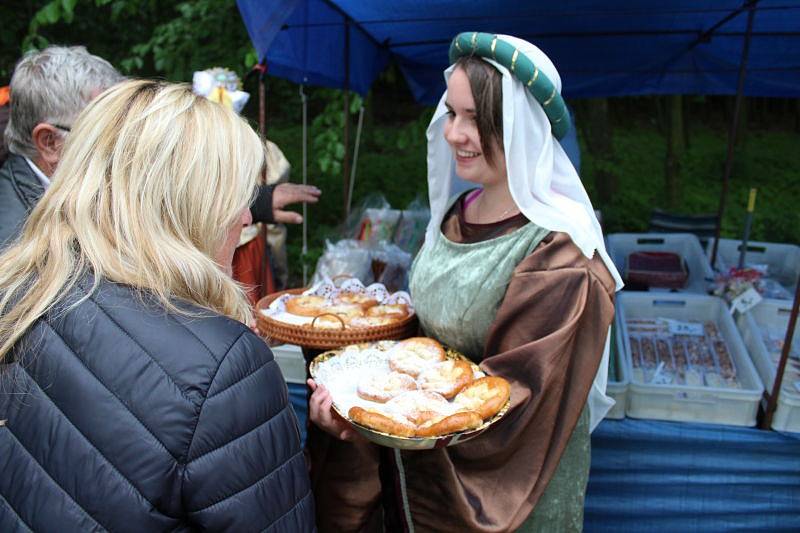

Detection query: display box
(617, 293), (763, 426)
(606, 322), (629, 420)
(271, 343), (307, 384)
(607, 233), (714, 294)
(706, 238), (800, 300)
(736, 300), (800, 433)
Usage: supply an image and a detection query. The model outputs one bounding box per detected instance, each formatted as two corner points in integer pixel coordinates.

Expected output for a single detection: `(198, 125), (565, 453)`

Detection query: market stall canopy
(236, 0), (800, 103)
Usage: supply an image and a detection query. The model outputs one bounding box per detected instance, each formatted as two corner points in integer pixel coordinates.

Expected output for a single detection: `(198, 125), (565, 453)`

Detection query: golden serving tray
(309, 340), (511, 450)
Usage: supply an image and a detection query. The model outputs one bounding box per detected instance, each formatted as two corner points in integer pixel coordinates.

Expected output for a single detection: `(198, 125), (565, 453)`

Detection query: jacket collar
(3, 154), (45, 210)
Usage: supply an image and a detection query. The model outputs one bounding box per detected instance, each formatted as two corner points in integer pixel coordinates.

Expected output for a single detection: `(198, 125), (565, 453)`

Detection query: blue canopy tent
(238, 0), (800, 243)
(237, 1), (800, 530)
(238, 0), (800, 102)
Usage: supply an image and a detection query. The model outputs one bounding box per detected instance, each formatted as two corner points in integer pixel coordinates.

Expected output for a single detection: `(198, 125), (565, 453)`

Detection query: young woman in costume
(310, 33), (623, 532)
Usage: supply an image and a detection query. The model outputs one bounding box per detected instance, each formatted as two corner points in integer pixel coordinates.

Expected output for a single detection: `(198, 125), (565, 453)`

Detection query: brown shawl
(309, 199), (615, 532)
(391, 203), (616, 531)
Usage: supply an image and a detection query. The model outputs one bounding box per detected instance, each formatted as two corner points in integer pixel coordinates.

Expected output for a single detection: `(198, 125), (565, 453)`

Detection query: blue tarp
(288, 383), (800, 531)
(237, 0), (800, 104)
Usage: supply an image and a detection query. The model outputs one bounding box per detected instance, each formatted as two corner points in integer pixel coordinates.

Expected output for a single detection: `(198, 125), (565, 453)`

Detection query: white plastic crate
(736, 300), (800, 433)
(271, 343), (307, 384)
(706, 238), (800, 299)
(617, 293), (763, 426)
(607, 233), (714, 294)
(606, 323), (629, 420)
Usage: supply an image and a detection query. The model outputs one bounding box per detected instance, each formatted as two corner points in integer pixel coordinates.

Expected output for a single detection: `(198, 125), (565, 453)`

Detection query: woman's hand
(307, 379), (365, 442)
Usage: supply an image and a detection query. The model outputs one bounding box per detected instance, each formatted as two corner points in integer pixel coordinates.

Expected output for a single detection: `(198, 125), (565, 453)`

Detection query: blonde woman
(0, 80), (314, 531)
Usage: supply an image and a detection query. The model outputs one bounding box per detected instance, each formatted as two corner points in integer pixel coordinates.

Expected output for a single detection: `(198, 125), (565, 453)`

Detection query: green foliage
(2, 1), (796, 290)
(395, 108), (434, 150)
(311, 91), (362, 177)
(580, 125), (800, 245)
(13, 0), (255, 81)
(268, 107), (431, 286)
(274, 115), (797, 287)
(118, 0), (255, 80)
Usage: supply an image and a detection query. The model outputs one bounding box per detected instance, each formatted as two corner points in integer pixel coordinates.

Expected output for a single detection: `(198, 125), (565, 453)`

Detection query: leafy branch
(311, 90), (363, 176)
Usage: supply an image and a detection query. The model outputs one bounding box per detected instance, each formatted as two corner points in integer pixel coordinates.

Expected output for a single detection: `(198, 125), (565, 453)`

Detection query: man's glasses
(51, 124), (71, 133)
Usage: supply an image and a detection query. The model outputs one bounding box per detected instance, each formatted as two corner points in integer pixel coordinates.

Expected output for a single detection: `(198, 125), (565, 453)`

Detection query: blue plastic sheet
(586, 418), (800, 532)
(287, 383), (800, 531)
(237, 0), (800, 103)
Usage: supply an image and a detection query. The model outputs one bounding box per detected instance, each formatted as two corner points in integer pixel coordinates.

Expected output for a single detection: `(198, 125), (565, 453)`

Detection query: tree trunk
(654, 96), (666, 136)
(682, 94), (691, 149)
(578, 98), (616, 205)
(796, 99), (800, 133)
(736, 97), (749, 147)
(664, 95), (684, 209)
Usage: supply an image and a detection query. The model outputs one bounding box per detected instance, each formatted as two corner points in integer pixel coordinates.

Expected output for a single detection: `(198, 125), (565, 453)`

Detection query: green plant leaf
(244, 49), (258, 68)
(41, 2), (62, 24)
(319, 156), (330, 173)
(61, 0), (78, 15)
(350, 94), (363, 114)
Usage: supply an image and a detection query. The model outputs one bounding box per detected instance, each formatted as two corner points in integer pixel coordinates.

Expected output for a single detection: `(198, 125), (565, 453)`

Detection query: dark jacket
(0, 104), (9, 165)
(0, 154), (44, 249)
(0, 277), (315, 531)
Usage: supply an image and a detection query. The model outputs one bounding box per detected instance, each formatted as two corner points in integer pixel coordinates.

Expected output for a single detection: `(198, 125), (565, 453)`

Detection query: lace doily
(261, 277), (413, 326)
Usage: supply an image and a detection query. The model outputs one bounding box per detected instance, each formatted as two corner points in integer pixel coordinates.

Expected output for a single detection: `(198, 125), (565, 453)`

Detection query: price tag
(667, 319), (704, 336)
(731, 287), (763, 315)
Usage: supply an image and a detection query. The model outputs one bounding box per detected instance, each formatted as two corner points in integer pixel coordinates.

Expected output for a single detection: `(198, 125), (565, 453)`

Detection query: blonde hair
(0, 79), (263, 363)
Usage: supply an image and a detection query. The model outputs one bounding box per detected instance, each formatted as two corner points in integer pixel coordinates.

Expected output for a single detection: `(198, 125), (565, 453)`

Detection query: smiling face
(443, 66), (507, 187)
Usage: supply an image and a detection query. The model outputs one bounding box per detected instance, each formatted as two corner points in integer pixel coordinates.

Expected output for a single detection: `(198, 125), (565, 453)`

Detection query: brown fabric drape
(307, 426), (384, 532)
(232, 230), (275, 305)
(396, 232), (616, 532)
(307, 193), (616, 532)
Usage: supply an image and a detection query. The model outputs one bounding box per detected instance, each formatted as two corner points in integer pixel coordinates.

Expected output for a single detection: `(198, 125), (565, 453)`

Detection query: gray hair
(4, 46), (123, 159)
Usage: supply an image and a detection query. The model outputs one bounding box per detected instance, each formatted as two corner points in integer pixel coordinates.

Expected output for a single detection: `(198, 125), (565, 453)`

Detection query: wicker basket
(255, 288), (419, 350)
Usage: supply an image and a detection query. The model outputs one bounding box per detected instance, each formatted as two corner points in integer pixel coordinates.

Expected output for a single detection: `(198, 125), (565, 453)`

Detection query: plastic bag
(311, 239), (373, 286)
(370, 242), (412, 293)
(357, 208), (401, 245)
(310, 239), (413, 292)
(343, 194), (401, 245)
(392, 196), (430, 254)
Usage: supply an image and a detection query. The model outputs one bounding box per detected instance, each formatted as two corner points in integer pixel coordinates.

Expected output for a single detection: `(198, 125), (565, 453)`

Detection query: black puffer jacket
(0, 277), (315, 531)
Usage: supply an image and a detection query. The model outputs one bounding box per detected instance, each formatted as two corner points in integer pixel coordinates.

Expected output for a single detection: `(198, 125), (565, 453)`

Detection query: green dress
(408, 219), (591, 532)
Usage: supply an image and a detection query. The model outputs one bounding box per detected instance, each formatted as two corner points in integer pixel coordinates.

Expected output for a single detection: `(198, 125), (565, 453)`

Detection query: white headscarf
(425, 35), (623, 430)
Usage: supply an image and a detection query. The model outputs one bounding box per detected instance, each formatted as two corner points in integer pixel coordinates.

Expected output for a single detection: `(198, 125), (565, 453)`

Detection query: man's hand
(272, 183), (321, 224)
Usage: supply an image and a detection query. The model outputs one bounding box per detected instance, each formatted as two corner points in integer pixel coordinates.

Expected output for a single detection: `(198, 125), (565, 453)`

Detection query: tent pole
(762, 272), (800, 429)
(258, 61), (267, 141)
(257, 60), (273, 297)
(300, 84), (309, 286)
(343, 18), (351, 219)
(347, 105), (366, 215)
(710, 0), (757, 269)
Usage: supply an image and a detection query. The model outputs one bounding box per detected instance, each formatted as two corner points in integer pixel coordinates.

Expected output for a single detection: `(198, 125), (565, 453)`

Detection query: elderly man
(0, 46), (121, 247)
(0, 46), (320, 257)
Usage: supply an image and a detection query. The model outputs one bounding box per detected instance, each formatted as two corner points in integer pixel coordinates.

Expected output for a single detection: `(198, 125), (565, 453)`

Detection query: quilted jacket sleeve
(181, 330), (314, 532)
